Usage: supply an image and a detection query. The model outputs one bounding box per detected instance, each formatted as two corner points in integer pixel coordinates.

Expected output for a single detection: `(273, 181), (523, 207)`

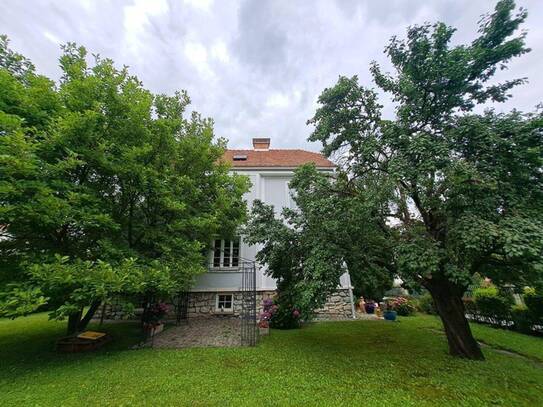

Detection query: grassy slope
(411, 314), (543, 362)
(0, 313), (541, 407)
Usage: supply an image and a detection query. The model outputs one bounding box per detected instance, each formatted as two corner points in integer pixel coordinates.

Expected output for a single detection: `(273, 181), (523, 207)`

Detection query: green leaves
(370, 0), (529, 131)
(0, 37), (248, 323)
(0, 286), (47, 318)
(308, 1), (542, 297)
(244, 164), (394, 321)
(0, 35), (35, 79)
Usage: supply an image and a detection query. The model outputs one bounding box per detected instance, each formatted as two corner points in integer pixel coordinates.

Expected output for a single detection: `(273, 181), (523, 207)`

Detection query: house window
(216, 294), (233, 313)
(211, 238), (240, 268)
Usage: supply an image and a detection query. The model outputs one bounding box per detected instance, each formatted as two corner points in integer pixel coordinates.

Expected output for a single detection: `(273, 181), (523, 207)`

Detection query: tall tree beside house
(0, 37), (249, 334)
(243, 171), (346, 328)
(308, 0), (543, 360)
(243, 164), (392, 328)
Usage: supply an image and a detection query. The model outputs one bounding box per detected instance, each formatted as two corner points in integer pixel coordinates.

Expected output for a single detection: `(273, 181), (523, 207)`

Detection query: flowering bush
(387, 297), (416, 316)
(142, 302), (169, 327)
(258, 298), (304, 329)
(262, 293), (304, 329)
(259, 298), (277, 328)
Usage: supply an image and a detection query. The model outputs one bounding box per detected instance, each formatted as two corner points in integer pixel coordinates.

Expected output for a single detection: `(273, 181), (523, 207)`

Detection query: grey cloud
(1, 0), (542, 152)
(232, 0), (288, 73)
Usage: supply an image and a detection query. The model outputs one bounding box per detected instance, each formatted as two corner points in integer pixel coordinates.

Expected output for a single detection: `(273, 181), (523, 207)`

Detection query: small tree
(308, 0), (543, 359)
(243, 172), (343, 327)
(0, 38), (248, 334)
(244, 164), (392, 327)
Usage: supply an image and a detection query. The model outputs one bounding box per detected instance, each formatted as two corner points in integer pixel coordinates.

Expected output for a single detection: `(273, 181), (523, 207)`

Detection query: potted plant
(384, 297), (413, 321)
(258, 319), (270, 335)
(142, 302), (168, 337)
(364, 300), (377, 314)
(383, 308), (397, 321)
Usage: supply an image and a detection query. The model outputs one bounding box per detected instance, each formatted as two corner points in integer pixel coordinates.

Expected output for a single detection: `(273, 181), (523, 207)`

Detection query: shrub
(418, 293), (437, 315)
(142, 302), (168, 327)
(268, 295), (302, 329)
(387, 297), (416, 316)
(523, 291), (543, 323)
(511, 304), (533, 334)
(472, 285), (498, 298)
(463, 297), (477, 316)
(473, 286), (513, 321)
(259, 298), (277, 328)
(270, 304), (302, 329)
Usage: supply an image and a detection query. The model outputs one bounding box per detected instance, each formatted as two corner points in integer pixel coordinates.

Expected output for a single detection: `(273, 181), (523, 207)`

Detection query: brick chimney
(252, 138), (270, 151)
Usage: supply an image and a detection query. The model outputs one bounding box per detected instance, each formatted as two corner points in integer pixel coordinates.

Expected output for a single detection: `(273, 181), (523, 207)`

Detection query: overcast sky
(2, 0), (542, 151)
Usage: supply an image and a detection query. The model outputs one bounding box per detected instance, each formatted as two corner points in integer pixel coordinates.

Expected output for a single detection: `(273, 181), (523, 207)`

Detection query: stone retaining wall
(314, 289), (354, 320)
(94, 301), (138, 320)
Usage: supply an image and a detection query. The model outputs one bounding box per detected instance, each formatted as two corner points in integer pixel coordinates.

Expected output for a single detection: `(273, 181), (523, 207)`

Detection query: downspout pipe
(342, 262), (357, 319)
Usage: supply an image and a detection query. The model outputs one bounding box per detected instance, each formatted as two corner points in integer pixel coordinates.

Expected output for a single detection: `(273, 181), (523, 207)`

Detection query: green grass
(410, 314), (543, 362)
(1, 313), (542, 406)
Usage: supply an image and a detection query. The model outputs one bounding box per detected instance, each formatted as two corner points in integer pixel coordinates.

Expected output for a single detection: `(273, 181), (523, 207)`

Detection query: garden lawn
(0, 313), (542, 406)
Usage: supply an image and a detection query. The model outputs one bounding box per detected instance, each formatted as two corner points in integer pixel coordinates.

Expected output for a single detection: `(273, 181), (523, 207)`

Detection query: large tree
(0, 38), (248, 334)
(308, 0), (543, 359)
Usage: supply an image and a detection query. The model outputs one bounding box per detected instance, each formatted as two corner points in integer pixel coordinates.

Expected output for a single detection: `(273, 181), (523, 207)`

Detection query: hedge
(463, 287), (542, 335)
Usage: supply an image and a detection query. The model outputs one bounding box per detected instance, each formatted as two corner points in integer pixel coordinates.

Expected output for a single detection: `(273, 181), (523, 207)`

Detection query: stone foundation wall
(186, 292), (241, 318)
(95, 289), (353, 321)
(94, 301), (141, 320)
(94, 292), (276, 320)
(186, 291), (276, 318)
(185, 289), (353, 320)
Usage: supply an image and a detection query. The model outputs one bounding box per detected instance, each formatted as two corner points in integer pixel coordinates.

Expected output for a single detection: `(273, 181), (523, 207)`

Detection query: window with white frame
(211, 238), (240, 268)
(216, 294), (233, 312)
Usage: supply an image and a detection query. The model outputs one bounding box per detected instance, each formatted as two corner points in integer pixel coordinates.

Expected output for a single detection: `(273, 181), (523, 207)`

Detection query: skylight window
(233, 154), (248, 161)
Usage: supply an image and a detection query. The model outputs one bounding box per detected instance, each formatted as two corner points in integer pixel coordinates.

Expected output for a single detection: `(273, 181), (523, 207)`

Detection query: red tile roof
(223, 149), (335, 168)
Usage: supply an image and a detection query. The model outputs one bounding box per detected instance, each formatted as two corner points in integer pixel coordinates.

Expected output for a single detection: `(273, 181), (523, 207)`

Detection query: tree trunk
(426, 280), (484, 360)
(67, 309), (82, 336)
(77, 301), (102, 332)
(100, 302), (107, 326)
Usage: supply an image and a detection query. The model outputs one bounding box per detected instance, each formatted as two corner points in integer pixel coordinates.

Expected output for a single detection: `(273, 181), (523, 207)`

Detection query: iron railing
(240, 260), (258, 346)
(173, 256), (259, 347)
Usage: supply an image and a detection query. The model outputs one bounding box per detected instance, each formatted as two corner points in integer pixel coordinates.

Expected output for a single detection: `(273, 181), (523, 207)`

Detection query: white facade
(191, 166), (353, 293)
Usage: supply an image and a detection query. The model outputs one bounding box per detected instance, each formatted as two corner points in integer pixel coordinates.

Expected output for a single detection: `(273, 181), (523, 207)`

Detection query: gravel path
(152, 318), (242, 348)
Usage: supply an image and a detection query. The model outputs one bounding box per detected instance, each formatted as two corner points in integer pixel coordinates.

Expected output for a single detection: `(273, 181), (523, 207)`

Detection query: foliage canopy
(0, 36), (248, 332)
(308, 0), (542, 359)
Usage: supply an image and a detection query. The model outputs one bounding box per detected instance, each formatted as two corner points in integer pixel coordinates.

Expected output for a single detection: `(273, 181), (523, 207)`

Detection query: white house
(187, 138), (356, 319)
